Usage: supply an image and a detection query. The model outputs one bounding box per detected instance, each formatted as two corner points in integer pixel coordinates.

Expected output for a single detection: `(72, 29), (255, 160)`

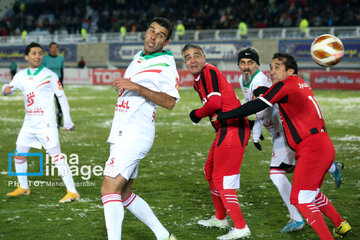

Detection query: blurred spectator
(1, 0), (359, 36)
(78, 57), (86, 68)
(238, 21), (247, 38)
(10, 58), (17, 79)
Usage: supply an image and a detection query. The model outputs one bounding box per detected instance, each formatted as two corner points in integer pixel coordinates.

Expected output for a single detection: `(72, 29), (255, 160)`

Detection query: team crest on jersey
(27, 92), (35, 107)
(28, 75), (35, 80)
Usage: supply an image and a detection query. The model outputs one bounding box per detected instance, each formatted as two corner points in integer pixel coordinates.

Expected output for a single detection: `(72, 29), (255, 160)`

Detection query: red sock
(315, 192), (343, 227)
(209, 181), (226, 220)
(295, 203), (334, 240)
(219, 189), (246, 229)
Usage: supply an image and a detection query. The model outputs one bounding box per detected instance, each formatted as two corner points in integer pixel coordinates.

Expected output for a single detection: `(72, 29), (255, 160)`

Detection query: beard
(243, 73), (251, 85)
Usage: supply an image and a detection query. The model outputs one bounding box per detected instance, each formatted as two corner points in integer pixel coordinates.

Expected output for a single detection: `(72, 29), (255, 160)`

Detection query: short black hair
(49, 42), (58, 48)
(181, 43), (204, 58)
(25, 42), (42, 55)
(149, 17), (173, 40)
(272, 52), (298, 74)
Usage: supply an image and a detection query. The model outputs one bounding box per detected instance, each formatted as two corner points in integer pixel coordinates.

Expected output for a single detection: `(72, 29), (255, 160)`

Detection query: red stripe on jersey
(135, 69), (162, 76)
(35, 81), (50, 89)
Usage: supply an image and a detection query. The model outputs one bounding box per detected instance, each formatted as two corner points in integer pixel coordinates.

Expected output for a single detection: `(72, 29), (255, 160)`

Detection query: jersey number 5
(308, 96), (323, 119)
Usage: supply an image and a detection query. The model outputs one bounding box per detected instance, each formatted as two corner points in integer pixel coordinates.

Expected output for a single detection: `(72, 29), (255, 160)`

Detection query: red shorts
(290, 133), (335, 204)
(204, 126), (249, 190)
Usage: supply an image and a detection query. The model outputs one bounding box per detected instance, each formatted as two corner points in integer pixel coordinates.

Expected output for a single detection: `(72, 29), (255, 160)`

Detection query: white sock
(123, 192), (169, 240)
(53, 154), (77, 193)
(328, 163), (335, 173)
(270, 171), (303, 222)
(102, 193), (123, 240)
(14, 157), (29, 189)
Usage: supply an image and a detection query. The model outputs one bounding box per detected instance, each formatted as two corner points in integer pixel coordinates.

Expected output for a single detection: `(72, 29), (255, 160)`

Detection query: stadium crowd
(0, 0), (359, 36)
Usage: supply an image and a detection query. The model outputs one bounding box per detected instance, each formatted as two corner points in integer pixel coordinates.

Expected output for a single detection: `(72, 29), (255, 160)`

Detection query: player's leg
(101, 174), (126, 240)
(269, 136), (304, 232)
(122, 179), (173, 240)
(198, 141), (229, 229)
(7, 145), (31, 196)
(47, 143), (79, 202)
(327, 161), (344, 188)
(291, 134), (336, 239)
(213, 143), (251, 239)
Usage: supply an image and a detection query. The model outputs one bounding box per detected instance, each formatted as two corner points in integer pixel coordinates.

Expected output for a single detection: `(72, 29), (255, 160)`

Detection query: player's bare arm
(113, 77), (176, 110)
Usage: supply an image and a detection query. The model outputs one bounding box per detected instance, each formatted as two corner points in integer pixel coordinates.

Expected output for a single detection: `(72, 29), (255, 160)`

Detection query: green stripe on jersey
(27, 65), (44, 76)
(144, 63), (170, 69)
(140, 51), (173, 60)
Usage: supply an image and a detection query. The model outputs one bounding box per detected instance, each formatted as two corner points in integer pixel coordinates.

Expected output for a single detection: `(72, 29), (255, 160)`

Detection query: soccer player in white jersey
(100, 17), (180, 240)
(2, 42), (80, 203)
(238, 47), (344, 233)
(238, 47), (305, 232)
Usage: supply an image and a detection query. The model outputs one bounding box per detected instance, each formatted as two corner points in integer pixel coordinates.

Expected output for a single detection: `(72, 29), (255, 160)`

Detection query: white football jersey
(9, 66), (63, 129)
(239, 70), (283, 141)
(107, 50), (180, 145)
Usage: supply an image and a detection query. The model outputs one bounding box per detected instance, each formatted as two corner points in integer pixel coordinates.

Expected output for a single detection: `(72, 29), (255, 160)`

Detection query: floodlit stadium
(0, 1), (359, 239)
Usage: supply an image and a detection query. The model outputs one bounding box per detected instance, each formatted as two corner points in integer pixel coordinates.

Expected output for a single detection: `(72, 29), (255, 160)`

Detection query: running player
(2, 42), (79, 203)
(182, 43), (251, 240)
(100, 17), (179, 240)
(214, 52), (352, 239)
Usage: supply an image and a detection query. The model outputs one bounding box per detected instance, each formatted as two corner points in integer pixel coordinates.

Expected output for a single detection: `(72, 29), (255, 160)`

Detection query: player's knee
(101, 176), (123, 195)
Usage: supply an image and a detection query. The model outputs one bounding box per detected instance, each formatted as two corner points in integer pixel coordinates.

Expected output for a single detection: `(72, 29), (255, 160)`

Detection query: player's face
(25, 47), (43, 68)
(183, 48), (206, 75)
(49, 44), (58, 56)
(269, 58), (294, 84)
(238, 58), (258, 78)
(143, 22), (169, 55)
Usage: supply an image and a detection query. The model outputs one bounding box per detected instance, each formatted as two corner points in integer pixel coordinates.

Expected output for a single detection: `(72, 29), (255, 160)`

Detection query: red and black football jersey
(261, 75), (327, 150)
(194, 63), (247, 131)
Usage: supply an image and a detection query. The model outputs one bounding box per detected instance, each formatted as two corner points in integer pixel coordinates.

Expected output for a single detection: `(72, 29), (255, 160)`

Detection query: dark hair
(149, 17), (173, 40)
(272, 52), (298, 74)
(181, 43), (204, 58)
(49, 42), (58, 48)
(25, 42), (42, 55)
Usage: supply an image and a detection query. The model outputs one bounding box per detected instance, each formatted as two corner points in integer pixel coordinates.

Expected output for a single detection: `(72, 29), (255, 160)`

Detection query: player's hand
(253, 141), (262, 151)
(2, 85), (13, 95)
(112, 77), (137, 91)
(211, 114), (218, 122)
(189, 109), (201, 123)
(66, 125), (76, 131)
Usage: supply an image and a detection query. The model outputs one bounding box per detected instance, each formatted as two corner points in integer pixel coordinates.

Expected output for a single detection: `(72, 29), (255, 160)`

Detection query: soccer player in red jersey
(182, 43), (251, 240)
(214, 53), (351, 239)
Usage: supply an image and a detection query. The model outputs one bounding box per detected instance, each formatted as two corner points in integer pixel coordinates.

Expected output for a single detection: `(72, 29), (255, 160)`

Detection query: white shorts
(270, 131), (296, 168)
(16, 126), (59, 150)
(103, 142), (152, 179)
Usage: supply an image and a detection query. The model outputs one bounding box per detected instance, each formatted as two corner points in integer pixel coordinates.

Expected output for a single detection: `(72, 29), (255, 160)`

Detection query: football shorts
(270, 131), (296, 168)
(16, 126), (59, 150)
(103, 142), (152, 179)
